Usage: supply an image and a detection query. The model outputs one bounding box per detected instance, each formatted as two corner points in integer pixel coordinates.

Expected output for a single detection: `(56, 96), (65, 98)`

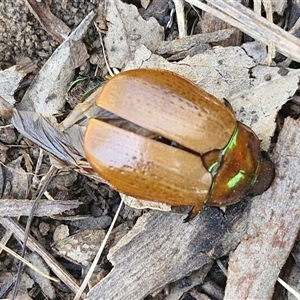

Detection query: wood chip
(224, 117), (300, 299)
(0, 199), (82, 217)
(87, 200), (252, 299)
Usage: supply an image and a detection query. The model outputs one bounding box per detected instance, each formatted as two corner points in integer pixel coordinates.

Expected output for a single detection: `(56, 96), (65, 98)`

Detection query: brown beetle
(84, 69), (274, 220)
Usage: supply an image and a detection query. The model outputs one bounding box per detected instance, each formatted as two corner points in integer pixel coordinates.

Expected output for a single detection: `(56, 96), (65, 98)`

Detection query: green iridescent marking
(250, 162), (260, 186)
(207, 124), (239, 177)
(222, 124), (238, 155)
(227, 170), (246, 189)
(208, 161), (218, 173)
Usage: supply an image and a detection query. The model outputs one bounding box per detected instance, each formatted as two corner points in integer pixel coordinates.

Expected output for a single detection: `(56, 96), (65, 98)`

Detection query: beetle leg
(183, 203), (205, 222)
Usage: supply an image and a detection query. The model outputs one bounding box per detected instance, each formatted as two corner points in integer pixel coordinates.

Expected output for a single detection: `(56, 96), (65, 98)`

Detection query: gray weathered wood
(87, 199), (252, 299)
(224, 117), (300, 299)
(0, 199), (81, 217)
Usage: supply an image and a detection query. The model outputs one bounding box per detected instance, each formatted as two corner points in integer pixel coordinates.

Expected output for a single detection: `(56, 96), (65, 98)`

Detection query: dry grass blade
(0, 217), (80, 293)
(12, 166), (59, 299)
(277, 277), (300, 300)
(185, 0), (300, 62)
(173, 0), (187, 38)
(0, 243), (59, 282)
(74, 196), (124, 300)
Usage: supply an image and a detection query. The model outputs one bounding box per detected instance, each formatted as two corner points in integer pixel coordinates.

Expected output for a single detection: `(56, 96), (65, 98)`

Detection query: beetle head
(204, 122), (274, 208)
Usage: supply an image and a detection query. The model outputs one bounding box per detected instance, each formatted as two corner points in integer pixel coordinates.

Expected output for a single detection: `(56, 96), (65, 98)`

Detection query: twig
(74, 195), (124, 300)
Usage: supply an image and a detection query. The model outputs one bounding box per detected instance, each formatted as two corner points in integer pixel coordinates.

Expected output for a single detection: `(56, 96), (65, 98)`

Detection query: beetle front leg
(184, 204), (204, 222)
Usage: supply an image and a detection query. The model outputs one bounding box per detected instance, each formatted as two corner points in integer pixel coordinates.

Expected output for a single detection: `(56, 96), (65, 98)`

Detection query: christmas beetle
(84, 69), (274, 220)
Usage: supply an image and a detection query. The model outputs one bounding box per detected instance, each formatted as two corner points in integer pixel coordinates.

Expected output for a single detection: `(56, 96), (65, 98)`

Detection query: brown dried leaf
(25, 0), (71, 43)
(104, 0), (164, 69)
(69, 40), (90, 68)
(0, 57), (37, 105)
(4, 156), (28, 199)
(16, 12), (95, 116)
